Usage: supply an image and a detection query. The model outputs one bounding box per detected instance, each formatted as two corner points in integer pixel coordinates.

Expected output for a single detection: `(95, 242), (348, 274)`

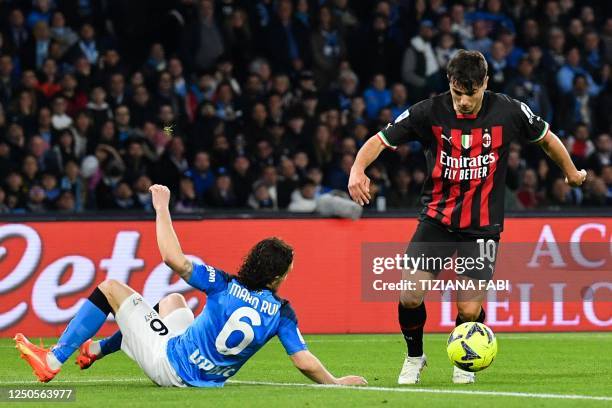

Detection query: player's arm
(348, 135), (385, 205)
(289, 350), (367, 385)
(349, 103), (424, 205)
(150, 184), (193, 282)
(536, 131), (587, 187)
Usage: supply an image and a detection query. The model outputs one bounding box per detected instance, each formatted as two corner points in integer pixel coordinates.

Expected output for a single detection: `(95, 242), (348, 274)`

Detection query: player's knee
(399, 294), (424, 309)
(98, 279), (120, 299)
(160, 293), (187, 309)
(457, 303), (481, 321)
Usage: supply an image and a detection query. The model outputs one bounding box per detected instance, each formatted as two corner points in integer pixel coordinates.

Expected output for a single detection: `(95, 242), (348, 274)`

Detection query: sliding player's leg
(14, 279), (135, 382)
(110, 286), (186, 387)
(77, 293), (194, 369)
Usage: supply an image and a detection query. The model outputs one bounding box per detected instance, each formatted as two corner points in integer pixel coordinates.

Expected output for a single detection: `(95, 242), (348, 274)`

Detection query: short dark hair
(446, 50), (488, 93)
(237, 237), (294, 291)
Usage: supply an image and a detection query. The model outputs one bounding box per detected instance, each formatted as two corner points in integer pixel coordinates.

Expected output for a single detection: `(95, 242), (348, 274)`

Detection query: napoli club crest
(483, 131), (491, 148)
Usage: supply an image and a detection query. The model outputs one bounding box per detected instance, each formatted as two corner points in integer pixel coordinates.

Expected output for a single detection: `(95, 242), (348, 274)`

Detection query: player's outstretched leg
(15, 279), (134, 382)
(397, 270), (432, 385)
(453, 297), (486, 384)
(76, 293), (188, 369)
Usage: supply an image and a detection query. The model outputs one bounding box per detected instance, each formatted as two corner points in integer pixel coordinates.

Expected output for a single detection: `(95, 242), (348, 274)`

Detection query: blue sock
(99, 331), (123, 355)
(52, 288), (112, 363)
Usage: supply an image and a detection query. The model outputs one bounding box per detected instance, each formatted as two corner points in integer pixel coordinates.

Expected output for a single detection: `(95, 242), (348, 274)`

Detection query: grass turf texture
(0, 333), (610, 407)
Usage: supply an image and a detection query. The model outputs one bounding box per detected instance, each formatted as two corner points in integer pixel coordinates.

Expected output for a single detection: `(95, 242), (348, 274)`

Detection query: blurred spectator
(363, 74), (391, 120)
(557, 47), (604, 96)
(66, 23), (100, 65)
(264, 0), (310, 74)
(248, 181), (274, 210)
(487, 41), (511, 92)
(354, 12), (400, 83)
(566, 123), (595, 169)
(517, 168), (544, 209)
(55, 190), (75, 212)
(506, 56), (552, 122)
(402, 19), (440, 102)
(174, 177), (199, 213)
(186, 151), (215, 200)
(288, 178), (317, 212)
(133, 175), (153, 211)
(112, 181), (136, 210)
(205, 168), (237, 208)
(311, 5), (346, 89)
(387, 168), (419, 208)
(548, 177), (583, 206)
(463, 20), (493, 55)
(586, 133), (612, 175)
(21, 21), (51, 70)
(49, 11), (78, 56)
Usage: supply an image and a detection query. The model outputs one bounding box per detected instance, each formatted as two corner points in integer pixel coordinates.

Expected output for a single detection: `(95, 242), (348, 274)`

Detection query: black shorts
(405, 218), (499, 280)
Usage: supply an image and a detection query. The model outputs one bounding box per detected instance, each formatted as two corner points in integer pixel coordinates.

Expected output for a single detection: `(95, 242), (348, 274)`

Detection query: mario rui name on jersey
(228, 282), (280, 316)
(439, 150), (496, 181)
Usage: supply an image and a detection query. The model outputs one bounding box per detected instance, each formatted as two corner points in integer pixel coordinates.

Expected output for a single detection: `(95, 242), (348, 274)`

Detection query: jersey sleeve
(276, 301), (308, 355)
(511, 97), (550, 143)
(376, 100), (429, 150)
(187, 261), (232, 295)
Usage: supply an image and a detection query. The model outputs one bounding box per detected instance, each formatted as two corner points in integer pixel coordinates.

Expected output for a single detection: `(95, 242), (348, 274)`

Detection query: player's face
(449, 77), (488, 115)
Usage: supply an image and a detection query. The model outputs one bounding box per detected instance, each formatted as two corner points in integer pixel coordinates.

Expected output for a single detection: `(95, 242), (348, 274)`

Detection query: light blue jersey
(166, 262), (307, 387)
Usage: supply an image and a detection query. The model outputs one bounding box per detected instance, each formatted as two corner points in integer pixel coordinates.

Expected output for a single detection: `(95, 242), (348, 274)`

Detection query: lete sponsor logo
(0, 224), (202, 331)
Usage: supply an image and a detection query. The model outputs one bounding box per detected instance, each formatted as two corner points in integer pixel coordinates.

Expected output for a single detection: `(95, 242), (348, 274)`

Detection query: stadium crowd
(0, 0), (611, 214)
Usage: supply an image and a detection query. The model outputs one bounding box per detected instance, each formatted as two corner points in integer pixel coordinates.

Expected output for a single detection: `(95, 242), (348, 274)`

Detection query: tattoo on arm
(179, 259), (193, 282)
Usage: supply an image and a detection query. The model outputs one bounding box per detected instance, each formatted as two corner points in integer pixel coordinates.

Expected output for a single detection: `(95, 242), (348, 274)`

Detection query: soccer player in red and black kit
(348, 50), (587, 385)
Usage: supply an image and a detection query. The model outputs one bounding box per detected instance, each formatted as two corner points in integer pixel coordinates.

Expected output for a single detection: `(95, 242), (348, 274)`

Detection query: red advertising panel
(0, 217), (610, 337)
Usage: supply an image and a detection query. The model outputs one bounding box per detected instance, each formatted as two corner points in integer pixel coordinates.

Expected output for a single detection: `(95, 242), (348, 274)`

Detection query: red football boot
(75, 339), (100, 370)
(14, 333), (60, 383)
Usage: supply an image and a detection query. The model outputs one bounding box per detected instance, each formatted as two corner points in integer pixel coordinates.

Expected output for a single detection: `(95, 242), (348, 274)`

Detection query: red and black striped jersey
(377, 91), (549, 235)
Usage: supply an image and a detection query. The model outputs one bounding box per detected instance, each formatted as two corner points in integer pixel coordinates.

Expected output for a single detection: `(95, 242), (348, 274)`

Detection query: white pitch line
(0, 378), (610, 402)
(229, 380), (612, 402)
(0, 378), (150, 385)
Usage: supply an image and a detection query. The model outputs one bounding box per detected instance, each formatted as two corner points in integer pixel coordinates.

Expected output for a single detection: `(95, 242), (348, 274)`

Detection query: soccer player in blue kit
(15, 184), (366, 387)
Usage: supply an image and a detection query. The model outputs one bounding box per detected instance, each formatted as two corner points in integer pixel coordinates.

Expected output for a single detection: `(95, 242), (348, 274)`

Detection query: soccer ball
(447, 322), (497, 372)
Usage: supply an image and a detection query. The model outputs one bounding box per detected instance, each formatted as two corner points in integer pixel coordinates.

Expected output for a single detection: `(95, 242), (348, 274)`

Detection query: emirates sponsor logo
(440, 151), (496, 181)
(440, 151), (496, 168)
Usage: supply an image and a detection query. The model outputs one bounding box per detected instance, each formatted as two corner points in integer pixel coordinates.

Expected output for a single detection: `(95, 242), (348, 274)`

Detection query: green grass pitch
(1, 333), (611, 407)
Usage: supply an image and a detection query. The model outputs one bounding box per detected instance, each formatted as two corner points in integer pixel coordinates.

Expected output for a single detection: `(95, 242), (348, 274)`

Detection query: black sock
(88, 287), (114, 316)
(455, 308), (486, 326)
(398, 302), (426, 357)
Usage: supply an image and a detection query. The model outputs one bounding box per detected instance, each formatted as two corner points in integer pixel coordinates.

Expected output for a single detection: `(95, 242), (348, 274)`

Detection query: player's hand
(348, 167), (371, 206)
(149, 184), (171, 211)
(565, 169), (587, 187)
(334, 375), (368, 386)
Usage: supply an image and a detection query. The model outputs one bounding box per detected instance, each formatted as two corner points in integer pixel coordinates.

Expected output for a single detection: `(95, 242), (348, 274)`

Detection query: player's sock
(98, 302), (160, 356)
(98, 331), (121, 355)
(51, 288), (114, 364)
(398, 302), (426, 357)
(455, 308), (486, 326)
